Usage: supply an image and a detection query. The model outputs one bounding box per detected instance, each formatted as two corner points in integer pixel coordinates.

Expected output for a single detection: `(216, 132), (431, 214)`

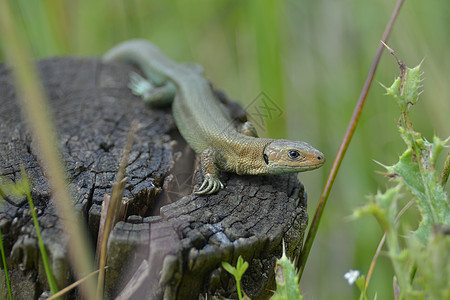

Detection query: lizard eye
(263, 154), (269, 164)
(288, 150), (301, 159)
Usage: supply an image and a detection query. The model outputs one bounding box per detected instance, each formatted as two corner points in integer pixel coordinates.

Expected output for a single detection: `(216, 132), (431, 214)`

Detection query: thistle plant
(352, 58), (450, 299)
(222, 245), (304, 300)
(271, 244), (303, 300)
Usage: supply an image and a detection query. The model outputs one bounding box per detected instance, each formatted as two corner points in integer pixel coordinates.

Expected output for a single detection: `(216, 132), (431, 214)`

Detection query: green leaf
(221, 261), (236, 276)
(235, 256), (249, 280)
(0, 176), (28, 200)
(361, 58), (450, 299)
(430, 136), (446, 168)
(353, 186), (401, 233)
(222, 256), (248, 300)
(407, 231), (450, 299)
(401, 64), (422, 106)
(384, 63), (422, 113)
(19, 168), (60, 297)
(271, 247), (302, 300)
(354, 274), (368, 300)
(387, 141), (449, 244)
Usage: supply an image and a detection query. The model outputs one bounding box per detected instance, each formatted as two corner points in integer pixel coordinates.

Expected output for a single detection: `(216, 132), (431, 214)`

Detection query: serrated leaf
(386, 141), (449, 244)
(430, 136), (446, 167)
(385, 76), (402, 106)
(355, 186), (402, 233)
(384, 64), (422, 113)
(374, 186), (402, 227)
(387, 149), (423, 196)
(363, 58), (450, 298)
(271, 250), (302, 300)
(401, 64), (422, 105)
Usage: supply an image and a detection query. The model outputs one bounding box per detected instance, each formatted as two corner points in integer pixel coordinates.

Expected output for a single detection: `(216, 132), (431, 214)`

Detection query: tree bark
(0, 57), (308, 299)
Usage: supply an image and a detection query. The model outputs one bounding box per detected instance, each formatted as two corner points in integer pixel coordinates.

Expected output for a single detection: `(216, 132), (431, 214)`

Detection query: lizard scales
(104, 40), (325, 194)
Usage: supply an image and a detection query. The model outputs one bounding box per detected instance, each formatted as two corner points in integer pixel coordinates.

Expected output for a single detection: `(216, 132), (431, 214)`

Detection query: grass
(21, 166), (60, 296)
(0, 171), (60, 299)
(0, 0), (449, 299)
(0, 0), (96, 298)
(0, 227), (12, 300)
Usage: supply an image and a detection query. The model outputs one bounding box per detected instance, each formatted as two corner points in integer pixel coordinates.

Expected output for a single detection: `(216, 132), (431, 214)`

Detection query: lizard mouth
(268, 161), (324, 174)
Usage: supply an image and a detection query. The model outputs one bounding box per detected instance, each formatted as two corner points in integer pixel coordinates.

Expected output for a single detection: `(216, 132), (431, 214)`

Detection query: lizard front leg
(128, 72), (176, 106)
(195, 149), (224, 195)
(240, 121), (258, 137)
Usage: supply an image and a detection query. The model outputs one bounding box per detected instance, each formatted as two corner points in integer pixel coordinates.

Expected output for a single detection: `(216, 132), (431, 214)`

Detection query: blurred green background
(1, 0), (449, 299)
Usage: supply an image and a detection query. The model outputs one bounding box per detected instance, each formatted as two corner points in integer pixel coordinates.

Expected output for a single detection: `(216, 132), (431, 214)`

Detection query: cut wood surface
(0, 57), (308, 299)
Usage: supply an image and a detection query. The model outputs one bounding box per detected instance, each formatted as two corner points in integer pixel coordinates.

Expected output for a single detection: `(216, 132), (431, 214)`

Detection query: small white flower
(344, 269), (360, 285)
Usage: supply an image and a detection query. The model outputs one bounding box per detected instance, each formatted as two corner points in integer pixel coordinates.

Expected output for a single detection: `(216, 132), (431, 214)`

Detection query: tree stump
(0, 57), (308, 299)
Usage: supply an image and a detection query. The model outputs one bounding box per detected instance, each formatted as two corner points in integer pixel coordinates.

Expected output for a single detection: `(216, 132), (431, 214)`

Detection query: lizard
(103, 39), (325, 195)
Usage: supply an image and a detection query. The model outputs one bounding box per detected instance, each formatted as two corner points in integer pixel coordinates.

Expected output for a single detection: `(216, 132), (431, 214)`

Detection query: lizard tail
(103, 39), (177, 86)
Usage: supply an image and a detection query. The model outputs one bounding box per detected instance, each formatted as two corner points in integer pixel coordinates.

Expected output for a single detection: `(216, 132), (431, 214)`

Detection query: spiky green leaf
(271, 250), (302, 300)
(384, 64), (422, 113)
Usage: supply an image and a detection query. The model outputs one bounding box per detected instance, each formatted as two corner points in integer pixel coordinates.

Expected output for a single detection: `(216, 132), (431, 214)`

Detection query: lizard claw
(195, 174), (224, 195)
(128, 72), (154, 97)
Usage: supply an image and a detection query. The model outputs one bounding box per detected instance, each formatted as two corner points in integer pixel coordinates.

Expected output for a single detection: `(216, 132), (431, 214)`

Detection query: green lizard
(103, 40), (325, 195)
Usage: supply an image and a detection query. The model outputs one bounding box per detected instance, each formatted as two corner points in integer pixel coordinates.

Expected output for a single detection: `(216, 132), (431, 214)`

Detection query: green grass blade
(21, 166), (59, 297)
(248, 0), (286, 138)
(297, 0), (406, 279)
(0, 1), (97, 298)
(0, 227), (13, 300)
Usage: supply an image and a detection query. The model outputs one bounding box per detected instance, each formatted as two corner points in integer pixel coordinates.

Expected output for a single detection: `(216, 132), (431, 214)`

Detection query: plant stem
(236, 279), (243, 300)
(21, 166), (59, 296)
(0, 227), (13, 300)
(0, 1), (97, 298)
(297, 0), (406, 279)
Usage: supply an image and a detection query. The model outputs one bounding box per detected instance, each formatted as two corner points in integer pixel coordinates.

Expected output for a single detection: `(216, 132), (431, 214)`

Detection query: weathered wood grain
(0, 57), (308, 299)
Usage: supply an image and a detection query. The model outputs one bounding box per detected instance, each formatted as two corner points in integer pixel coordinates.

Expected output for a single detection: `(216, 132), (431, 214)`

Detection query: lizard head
(263, 139), (325, 174)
